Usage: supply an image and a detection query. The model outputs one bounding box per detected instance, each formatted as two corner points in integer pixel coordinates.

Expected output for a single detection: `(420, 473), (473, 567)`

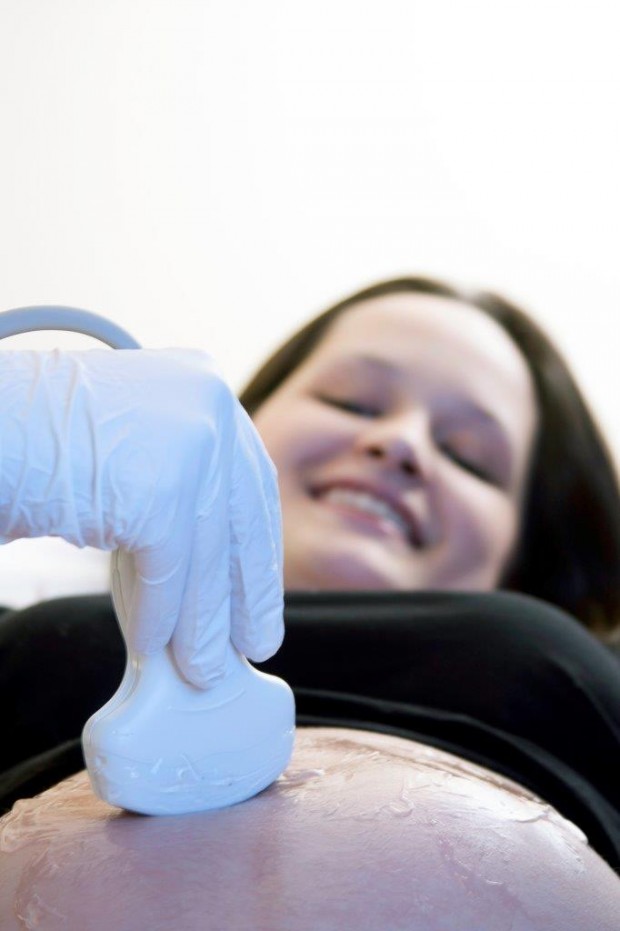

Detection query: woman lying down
(1, 279), (620, 929)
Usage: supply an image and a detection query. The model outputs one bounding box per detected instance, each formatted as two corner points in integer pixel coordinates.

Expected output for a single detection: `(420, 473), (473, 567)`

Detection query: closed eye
(316, 394), (382, 418)
(438, 442), (496, 485)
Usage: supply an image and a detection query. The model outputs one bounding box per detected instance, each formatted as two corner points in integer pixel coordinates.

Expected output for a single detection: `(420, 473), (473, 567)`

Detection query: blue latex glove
(0, 348), (284, 687)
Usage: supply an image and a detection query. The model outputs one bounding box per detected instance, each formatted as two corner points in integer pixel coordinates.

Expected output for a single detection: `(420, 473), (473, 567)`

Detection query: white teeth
(321, 488), (410, 536)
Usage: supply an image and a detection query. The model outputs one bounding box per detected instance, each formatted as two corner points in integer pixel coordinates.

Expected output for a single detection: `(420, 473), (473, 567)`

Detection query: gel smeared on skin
(1, 730), (618, 931)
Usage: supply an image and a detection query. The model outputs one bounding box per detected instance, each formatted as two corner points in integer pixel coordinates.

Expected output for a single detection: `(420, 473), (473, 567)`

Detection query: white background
(0, 0), (618, 604)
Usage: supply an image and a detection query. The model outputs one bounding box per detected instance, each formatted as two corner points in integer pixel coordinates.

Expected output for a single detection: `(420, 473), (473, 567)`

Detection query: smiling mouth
(311, 486), (422, 547)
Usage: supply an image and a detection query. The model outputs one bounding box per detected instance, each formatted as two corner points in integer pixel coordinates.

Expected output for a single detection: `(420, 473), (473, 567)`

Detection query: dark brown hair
(239, 277), (620, 643)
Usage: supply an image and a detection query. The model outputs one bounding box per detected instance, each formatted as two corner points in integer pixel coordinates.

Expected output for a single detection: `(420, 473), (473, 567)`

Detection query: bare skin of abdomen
(0, 728), (619, 931)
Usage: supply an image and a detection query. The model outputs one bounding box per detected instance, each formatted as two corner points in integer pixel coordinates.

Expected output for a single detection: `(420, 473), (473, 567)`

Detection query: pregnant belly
(0, 727), (618, 930)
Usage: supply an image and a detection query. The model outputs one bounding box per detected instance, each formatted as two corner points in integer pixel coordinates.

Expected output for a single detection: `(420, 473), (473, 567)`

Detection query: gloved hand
(0, 348), (284, 687)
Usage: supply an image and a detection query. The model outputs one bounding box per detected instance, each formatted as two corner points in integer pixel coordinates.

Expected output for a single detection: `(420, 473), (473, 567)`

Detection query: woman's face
(253, 293), (539, 591)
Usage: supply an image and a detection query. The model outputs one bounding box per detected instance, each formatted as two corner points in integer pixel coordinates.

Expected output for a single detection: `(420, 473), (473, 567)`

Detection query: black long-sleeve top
(1, 590), (619, 869)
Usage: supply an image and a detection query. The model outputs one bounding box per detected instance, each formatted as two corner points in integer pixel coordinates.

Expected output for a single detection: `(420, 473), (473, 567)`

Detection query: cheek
(252, 404), (303, 478)
(256, 403), (352, 482)
(437, 476), (522, 586)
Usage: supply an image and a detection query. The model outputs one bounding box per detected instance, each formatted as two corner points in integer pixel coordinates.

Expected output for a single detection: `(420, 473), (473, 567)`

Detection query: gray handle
(0, 305), (141, 349)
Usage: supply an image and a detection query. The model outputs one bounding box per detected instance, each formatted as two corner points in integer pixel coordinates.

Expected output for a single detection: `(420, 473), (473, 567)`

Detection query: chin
(285, 546), (408, 591)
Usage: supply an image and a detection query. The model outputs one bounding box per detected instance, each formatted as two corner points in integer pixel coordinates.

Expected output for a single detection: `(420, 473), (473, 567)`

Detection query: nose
(355, 410), (434, 480)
